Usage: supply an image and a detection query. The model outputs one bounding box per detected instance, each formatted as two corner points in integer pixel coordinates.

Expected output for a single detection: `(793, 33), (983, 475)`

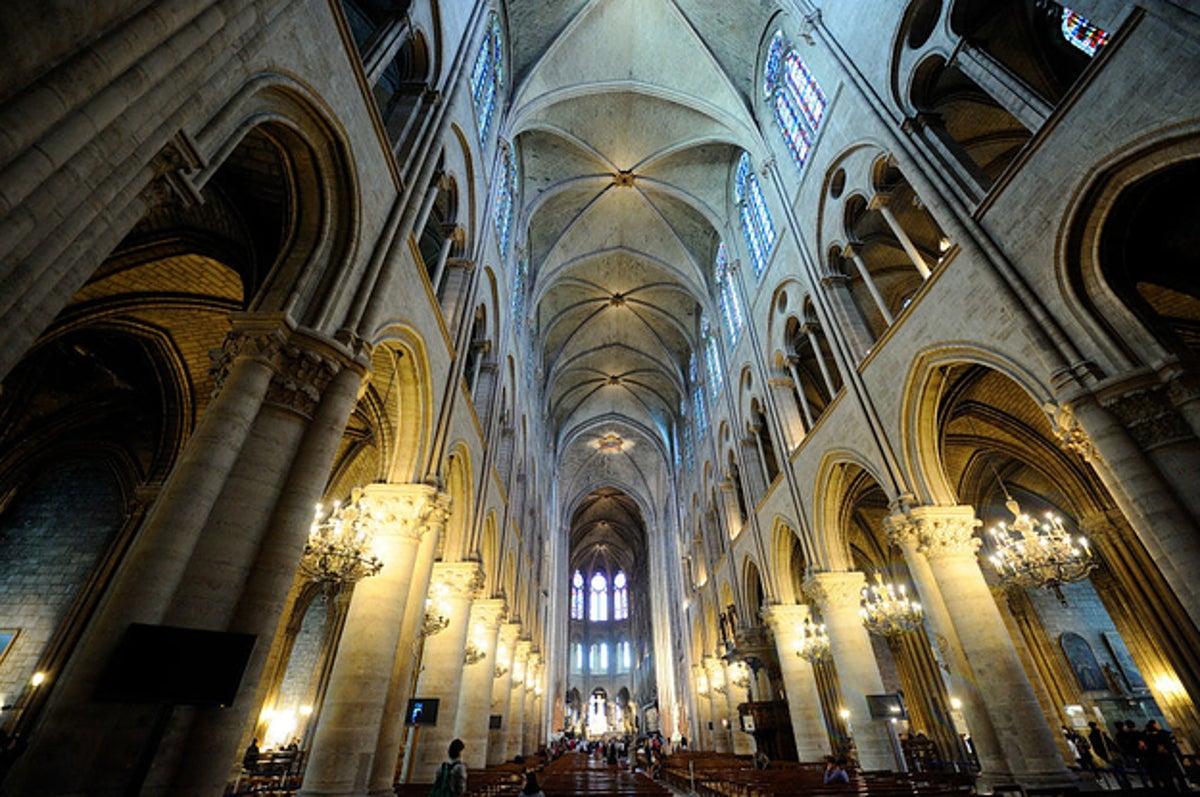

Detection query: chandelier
(300, 488), (384, 585)
(463, 642), (486, 666)
(859, 572), (923, 636)
(729, 661), (751, 691)
(421, 610), (450, 637)
(796, 617), (831, 663)
(986, 498), (1095, 605)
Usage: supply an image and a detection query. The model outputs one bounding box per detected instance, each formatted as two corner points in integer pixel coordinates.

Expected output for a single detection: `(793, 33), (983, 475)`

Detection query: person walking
(430, 739), (467, 797)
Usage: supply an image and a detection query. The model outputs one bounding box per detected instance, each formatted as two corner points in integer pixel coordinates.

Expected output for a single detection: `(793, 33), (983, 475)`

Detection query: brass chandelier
(299, 487), (384, 585)
(859, 572), (923, 637)
(795, 616), (831, 663)
(986, 498), (1095, 605)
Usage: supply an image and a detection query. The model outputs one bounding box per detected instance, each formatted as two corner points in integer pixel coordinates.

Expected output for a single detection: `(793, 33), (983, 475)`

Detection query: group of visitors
(1064, 718), (1190, 791)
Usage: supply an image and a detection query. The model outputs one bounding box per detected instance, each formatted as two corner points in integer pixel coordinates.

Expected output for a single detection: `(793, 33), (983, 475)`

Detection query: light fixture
(696, 670), (710, 698)
(30, 672), (46, 687)
(986, 498), (1095, 605)
(729, 661), (751, 691)
(421, 611), (450, 637)
(859, 572), (923, 637)
(300, 487), (384, 586)
(463, 642), (486, 666)
(796, 617), (831, 663)
(493, 664), (509, 679)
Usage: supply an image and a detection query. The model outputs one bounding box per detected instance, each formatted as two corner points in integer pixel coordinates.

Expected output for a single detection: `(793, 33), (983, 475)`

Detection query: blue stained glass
(693, 384), (708, 438)
(763, 30), (787, 98)
(494, 146), (517, 258)
(715, 243), (744, 347)
(734, 152), (777, 279)
(470, 15), (503, 142)
(613, 571), (628, 620)
(703, 317), (723, 399)
(1061, 8), (1108, 56)
(765, 39), (826, 173)
(571, 570), (584, 620)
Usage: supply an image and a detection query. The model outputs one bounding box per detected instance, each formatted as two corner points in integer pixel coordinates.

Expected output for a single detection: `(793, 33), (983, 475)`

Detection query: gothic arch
(812, 449), (892, 570)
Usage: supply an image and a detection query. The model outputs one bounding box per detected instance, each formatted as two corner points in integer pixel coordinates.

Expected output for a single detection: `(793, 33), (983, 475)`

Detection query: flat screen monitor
(406, 698), (440, 726)
(489, 714), (502, 729)
(95, 623), (256, 707)
(866, 693), (906, 720)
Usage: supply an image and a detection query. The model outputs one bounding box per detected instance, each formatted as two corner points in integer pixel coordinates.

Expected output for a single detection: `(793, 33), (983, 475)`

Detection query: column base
(976, 768), (1078, 795)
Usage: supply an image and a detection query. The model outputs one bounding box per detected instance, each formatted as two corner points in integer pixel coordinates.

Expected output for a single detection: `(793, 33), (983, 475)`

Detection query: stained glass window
(512, 252), (528, 322)
(703, 316), (723, 399)
(495, 145), (517, 259)
(470, 14), (503, 142)
(735, 153), (776, 279)
(763, 30), (787, 97)
(1061, 8), (1108, 56)
(681, 410), (695, 472)
(764, 31), (827, 173)
(690, 352), (708, 438)
(715, 243), (744, 347)
(571, 570), (585, 620)
(589, 571), (608, 622)
(572, 642), (583, 670)
(613, 571), (628, 620)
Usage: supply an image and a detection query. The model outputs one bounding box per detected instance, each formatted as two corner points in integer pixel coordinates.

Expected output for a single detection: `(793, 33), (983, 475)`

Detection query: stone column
(885, 510), (1011, 781)
(487, 623), (520, 765)
(786, 356), (816, 430)
(722, 660), (754, 754)
(820, 272), (876, 359)
(870, 194), (931, 279)
(454, 599), (505, 768)
(844, 244), (895, 326)
(704, 657), (732, 753)
(505, 642), (530, 761)
(762, 604), (831, 760)
(691, 664), (711, 750)
(803, 324), (839, 398)
(804, 572), (894, 771)
(896, 505), (1073, 788)
(522, 655), (541, 754)
(953, 43), (1052, 132)
(409, 562), (484, 782)
(769, 377), (805, 452)
(299, 485), (449, 797)
(368, 500), (447, 795)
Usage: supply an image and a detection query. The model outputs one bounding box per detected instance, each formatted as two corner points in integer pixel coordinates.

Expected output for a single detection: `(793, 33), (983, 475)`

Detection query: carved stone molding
(802, 571), (866, 612)
(360, 484), (451, 542)
(760, 603), (810, 635)
(469, 598), (507, 630)
(139, 131), (204, 210)
(1166, 370), (1200, 408)
(888, 505), (982, 561)
(1102, 384), (1193, 451)
(431, 561), (485, 600)
(264, 344), (344, 418)
(1044, 402), (1097, 461)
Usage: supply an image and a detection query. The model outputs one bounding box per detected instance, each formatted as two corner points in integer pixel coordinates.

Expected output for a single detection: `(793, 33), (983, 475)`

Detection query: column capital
(1100, 382), (1193, 451)
(888, 505), (982, 560)
(468, 598), (507, 630)
(431, 561), (485, 599)
(768, 376), (795, 390)
(360, 483), (451, 541)
(803, 570), (866, 612)
(1045, 401), (1097, 461)
(760, 603), (812, 635)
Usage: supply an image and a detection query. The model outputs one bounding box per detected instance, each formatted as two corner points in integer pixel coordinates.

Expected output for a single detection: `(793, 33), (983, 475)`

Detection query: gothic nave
(1, 0), (1199, 795)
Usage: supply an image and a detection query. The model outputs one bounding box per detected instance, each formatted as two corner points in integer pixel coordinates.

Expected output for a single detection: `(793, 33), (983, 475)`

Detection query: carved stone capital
(431, 561), (485, 600)
(514, 640), (532, 662)
(1044, 401), (1097, 461)
(140, 131), (204, 209)
(360, 483), (451, 542)
(1166, 369), (1200, 408)
(1102, 384), (1193, 450)
(768, 376), (795, 391)
(760, 603), (812, 635)
(803, 571), (866, 613)
(469, 598), (507, 630)
(901, 505), (982, 560)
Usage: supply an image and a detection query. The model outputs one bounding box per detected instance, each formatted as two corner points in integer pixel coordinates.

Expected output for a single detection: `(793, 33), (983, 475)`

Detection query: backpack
(429, 761), (460, 797)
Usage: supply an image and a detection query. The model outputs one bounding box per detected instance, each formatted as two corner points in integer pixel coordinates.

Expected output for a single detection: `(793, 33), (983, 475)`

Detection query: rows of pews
(661, 751), (978, 797)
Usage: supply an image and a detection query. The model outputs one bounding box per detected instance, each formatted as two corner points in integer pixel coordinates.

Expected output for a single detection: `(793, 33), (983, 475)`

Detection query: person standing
(1088, 721), (1131, 789)
(431, 739), (467, 797)
(1116, 720), (1149, 787)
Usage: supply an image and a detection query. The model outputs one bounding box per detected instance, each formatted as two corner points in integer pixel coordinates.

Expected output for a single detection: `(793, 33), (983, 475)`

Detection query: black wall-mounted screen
(95, 623), (256, 707)
(406, 698), (440, 726)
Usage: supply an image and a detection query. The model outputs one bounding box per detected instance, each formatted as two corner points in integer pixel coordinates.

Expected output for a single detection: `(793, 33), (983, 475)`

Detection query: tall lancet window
(764, 30), (827, 173)
(613, 571), (629, 620)
(571, 570), (585, 620)
(470, 13), (503, 142)
(715, 242), (744, 348)
(495, 145), (517, 258)
(703, 315), (723, 399)
(589, 571), (608, 622)
(735, 152), (775, 279)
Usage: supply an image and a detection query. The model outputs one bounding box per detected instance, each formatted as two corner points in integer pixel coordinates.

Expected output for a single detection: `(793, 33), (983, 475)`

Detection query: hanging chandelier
(729, 661), (751, 691)
(986, 498), (1095, 605)
(795, 617), (831, 663)
(300, 487), (384, 585)
(859, 572), (923, 636)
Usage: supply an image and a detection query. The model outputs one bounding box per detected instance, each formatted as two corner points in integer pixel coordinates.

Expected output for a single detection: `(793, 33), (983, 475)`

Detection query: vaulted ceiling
(505, 0), (777, 532)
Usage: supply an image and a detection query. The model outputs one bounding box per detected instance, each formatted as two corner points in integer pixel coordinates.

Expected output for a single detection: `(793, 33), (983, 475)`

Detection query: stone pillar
(1052, 397), (1200, 631)
(718, 480), (743, 539)
(299, 485), (450, 797)
(769, 377), (805, 451)
(487, 623), (520, 765)
(953, 43), (1052, 132)
(804, 571), (894, 771)
(844, 244), (895, 326)
(409, 562), (484, 782)
(894, 505), (1073, 788)
(505, 642), (530, 761)
(820, 272), (876, 360)
(762, 604), (831, 760)
(367, 500), (447, 795)
(723, 660), (754, 754)
(454, 599), (505, 768)
(704, 657), (732, 753)
(691, 664), (712, 750)
(870, 194), (931, 279)
(786, 356), (816, 429)
(885, 510), (1011, 781)
(522, 655), (541, 754)
(803, 324), (838, 398)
